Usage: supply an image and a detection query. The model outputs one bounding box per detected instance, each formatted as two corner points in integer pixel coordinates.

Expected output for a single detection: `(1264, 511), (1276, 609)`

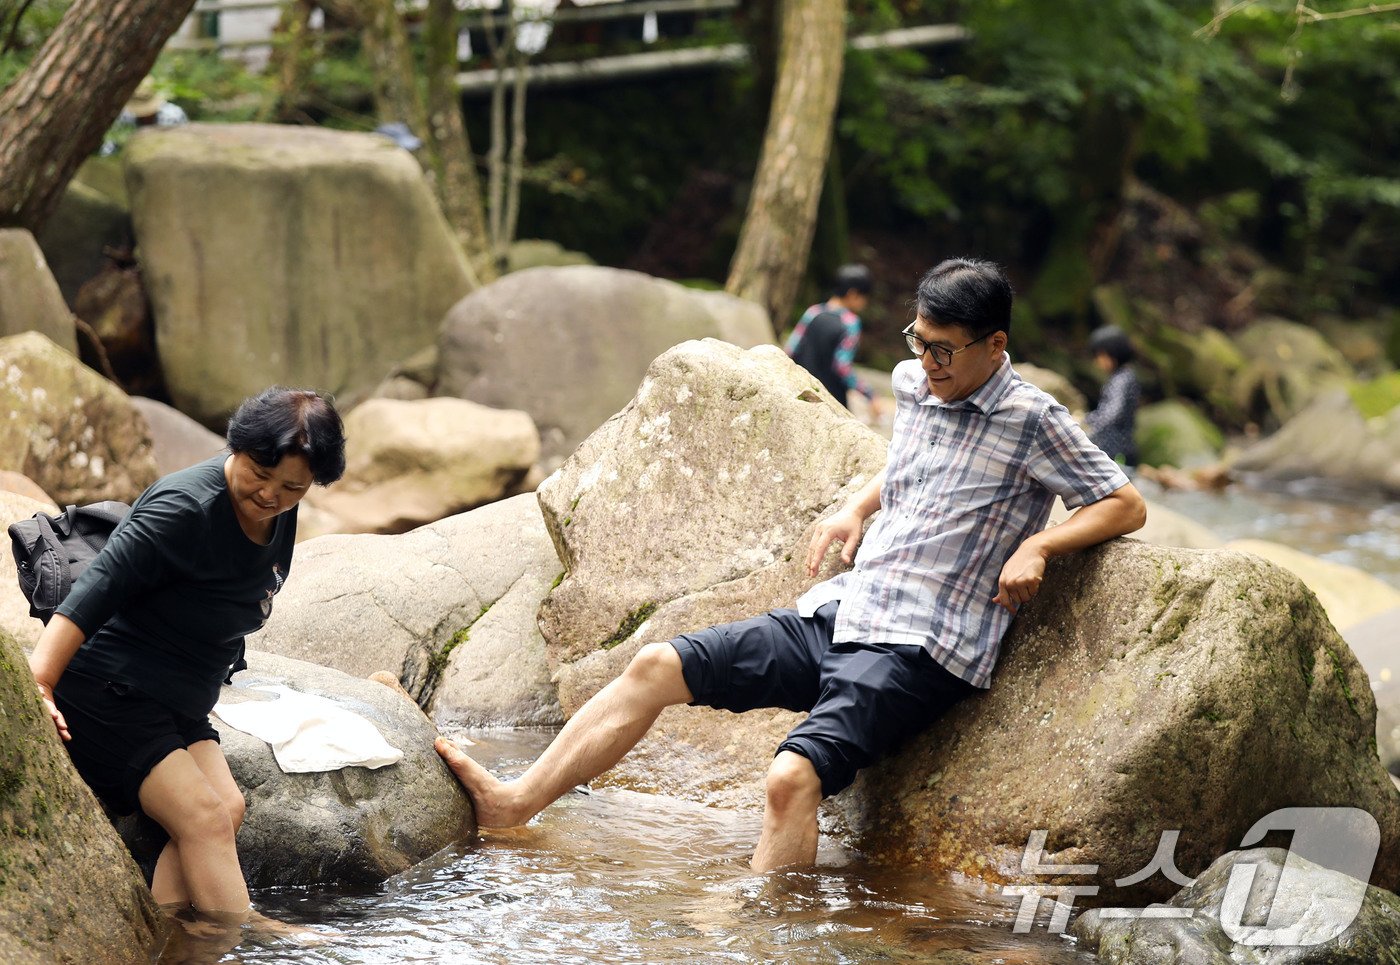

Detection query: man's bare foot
(434, 736), (535, 827)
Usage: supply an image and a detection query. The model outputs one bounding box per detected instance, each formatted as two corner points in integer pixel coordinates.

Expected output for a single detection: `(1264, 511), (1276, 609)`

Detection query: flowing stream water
(155, 481), (1398, 965)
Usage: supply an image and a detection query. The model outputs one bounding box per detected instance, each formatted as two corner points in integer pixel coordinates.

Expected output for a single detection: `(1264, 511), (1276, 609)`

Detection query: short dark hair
(831, 263), (873, 297)
(226, 387), (346, 486)
(914, 258), (1014, 340)
(1088, 325), (1135, 365)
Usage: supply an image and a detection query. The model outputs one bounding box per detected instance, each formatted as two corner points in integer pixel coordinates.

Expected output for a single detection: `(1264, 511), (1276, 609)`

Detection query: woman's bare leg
(138, 749), (249, 920)
(436, 642), (693, 826)
(150, 740), (246, 908)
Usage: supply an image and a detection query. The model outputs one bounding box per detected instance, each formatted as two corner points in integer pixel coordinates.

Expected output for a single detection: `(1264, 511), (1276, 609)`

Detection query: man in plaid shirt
(439, 258), (1146, 872)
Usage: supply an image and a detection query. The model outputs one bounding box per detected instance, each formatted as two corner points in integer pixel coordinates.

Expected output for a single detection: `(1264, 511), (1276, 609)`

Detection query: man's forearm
(1030, 483), (1146, 559)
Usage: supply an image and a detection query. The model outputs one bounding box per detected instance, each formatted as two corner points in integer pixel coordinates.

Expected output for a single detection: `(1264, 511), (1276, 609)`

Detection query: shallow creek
(158, 482), (1396, 964)
(161, 727), (1093, 964)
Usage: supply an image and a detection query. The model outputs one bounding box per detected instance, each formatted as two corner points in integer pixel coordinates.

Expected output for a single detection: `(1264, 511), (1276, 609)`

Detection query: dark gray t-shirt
(58, 454), (296, 718)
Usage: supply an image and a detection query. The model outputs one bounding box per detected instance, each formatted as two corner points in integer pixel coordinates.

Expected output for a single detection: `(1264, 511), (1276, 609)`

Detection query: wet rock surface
(204, 651), (474, 888)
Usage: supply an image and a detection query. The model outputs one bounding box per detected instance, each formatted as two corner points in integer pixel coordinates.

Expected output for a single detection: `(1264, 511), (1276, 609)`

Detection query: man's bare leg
(436, 641), (693, 827)
(750, 751), (823, 872)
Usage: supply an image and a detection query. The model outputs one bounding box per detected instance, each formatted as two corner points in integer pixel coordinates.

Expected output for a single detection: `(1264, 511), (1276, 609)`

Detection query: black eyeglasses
(902, 323), (992, 366)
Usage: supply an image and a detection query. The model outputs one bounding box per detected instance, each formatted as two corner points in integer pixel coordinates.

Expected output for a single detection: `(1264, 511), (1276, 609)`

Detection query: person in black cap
(1085, 325), (1140, 469)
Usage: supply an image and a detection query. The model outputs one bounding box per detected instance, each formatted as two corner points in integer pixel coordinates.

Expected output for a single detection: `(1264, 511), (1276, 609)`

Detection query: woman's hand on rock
(35, 682), (70, 742)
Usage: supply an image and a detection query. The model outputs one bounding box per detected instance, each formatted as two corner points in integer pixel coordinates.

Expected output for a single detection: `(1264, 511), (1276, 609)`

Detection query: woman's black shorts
(53, 670), (219, 816)
(670, 601), (977, 798)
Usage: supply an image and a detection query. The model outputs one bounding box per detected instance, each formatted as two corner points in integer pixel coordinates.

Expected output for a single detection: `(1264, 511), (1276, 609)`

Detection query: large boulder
(250, 495), (563, 727)
(535, 340), (1400, 898)
(1224, 539), (1400, 632)
(0, 230), (76, 354)
(0, 332), (158, 504)
(1344, 606), (1400, 776)
(1136, 400), (1224, 469)
(0, 627), (167, 964)
(208, 651), (475, 887)
(1232, 318), (1353, 428)
(537, 339), (888, 808)
(436, 266), (775, 469)
(130, 396), (226, 476)
(1073, 848), (1400, 964)
(126, 124), (475, 426)
(1014, 361), (1087, 415)
(310, 397), (540, 535)
(842, 541), (1400, 903)
(1231, 390), (1400, 499)
(0, 491), (57, 649)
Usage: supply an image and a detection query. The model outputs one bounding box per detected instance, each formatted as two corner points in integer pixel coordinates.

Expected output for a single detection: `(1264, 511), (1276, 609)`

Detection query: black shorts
(52, 670), (219, 816)
(671, 602), (977, 797)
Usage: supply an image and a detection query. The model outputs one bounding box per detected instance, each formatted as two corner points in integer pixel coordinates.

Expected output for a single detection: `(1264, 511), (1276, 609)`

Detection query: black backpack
(8, 502), (130, 624)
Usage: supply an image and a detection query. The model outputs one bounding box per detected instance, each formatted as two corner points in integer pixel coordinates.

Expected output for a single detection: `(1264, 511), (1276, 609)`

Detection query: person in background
(28, 388), (345, 927)
(786, 264), (885, 417)
(100, 77), (188, 156)
(1085, 325), (1140, 470)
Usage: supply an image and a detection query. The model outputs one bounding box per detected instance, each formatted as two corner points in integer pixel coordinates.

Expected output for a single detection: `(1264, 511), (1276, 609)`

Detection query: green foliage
(837, 0), (1400, 320)
(1349, 372), (1400, 419)
(151, 51), (272, 121)
(0, 0), (70, 88)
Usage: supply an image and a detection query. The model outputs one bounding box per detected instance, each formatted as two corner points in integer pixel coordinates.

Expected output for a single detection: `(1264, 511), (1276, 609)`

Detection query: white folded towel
(213, 684), (403, 773)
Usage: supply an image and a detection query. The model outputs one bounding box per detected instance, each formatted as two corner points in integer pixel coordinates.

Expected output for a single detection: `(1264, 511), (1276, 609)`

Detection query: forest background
(2, 0), (1398, 436)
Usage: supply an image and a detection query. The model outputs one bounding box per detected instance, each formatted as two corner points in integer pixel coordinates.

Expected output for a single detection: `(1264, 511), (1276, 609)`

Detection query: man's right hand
(806, 508), (865, 576)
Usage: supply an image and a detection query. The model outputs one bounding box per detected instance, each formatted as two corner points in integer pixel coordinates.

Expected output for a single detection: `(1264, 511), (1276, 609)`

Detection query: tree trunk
(0, 0), (199, 232)
(352, 0), (426, 136)
(266, 0), (316, 123)
(725, 0), (846, 330)
(424, 0), (494, 284)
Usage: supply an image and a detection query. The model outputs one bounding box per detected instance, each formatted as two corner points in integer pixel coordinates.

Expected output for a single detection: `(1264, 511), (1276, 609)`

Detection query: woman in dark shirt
(28, 387), (345, 923)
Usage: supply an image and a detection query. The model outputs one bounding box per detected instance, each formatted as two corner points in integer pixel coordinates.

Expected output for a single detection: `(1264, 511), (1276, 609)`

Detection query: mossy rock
(0, 627), (166, 963)
(1136, 400), (1224, 469)
(1316, 314), (1394, 379)
(1232, 318), (1353, 429)
(0, 331), (158, 504)
(1349, 371), (1400, 420)
(1096, 285), (1248, 424)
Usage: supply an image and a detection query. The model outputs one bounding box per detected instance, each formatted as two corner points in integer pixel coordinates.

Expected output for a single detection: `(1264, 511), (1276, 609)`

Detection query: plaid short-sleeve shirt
(797, 354), (1129, 688)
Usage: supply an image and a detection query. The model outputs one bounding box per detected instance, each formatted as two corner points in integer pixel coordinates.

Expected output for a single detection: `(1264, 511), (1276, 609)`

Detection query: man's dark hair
(831, 263), (873, 297)
(914, 258), (1014, 340)
(1088, 325), (1135, 366)
(226, 387), (346, 485)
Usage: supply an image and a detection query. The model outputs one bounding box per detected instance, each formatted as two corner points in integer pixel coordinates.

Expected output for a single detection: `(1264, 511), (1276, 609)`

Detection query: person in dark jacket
(786, 264), (884, 416)
(1085, 325), (1140, 469)
(29, 387), (345, 924)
